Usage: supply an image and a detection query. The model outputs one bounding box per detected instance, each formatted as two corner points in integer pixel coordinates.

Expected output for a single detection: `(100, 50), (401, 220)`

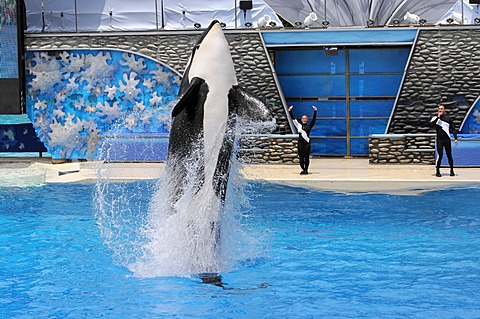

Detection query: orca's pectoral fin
(228, 85), (272, 121)
(172, 77), (206, 117)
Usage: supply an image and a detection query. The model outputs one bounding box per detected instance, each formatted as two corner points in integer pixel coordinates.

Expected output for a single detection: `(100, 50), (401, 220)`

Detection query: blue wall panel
(311, 138), (347, 155)
(289, 101), (347, 118)
(349, 49), (410, 73)
(278, 75), (346, 97)
(349, 74), (403, 97)
(350, 119), (389, 136)
(275, 45), (411, 156)
(350, 101), (394, 117)
(275, 50), (346, 74)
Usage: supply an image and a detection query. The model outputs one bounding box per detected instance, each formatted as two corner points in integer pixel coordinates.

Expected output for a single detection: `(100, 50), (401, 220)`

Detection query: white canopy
(25, 0), (283, 32)
(264, 0), (475, 27)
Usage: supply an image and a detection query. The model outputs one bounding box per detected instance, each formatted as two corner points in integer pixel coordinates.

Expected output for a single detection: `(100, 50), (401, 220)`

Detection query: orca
(166, 20), (273, 206)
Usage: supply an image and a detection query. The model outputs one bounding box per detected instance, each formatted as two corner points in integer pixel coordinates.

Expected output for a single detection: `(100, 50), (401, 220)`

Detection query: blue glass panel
(350, 138), (369, 155)
(289, 101), (346, 118)
(275, 50), (346, 74)
(350, 119), (389, 136)
(349, 101), (394, 117)
(349, 74), (402, 97)
(311, 138), (347, 155)
(311, 119), (347, 136)
(279, 75), (346, 97)
(349, 48), (410, 73)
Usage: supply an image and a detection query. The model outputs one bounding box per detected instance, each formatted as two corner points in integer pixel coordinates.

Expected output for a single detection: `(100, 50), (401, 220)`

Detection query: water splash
(95, 116), (275, 277)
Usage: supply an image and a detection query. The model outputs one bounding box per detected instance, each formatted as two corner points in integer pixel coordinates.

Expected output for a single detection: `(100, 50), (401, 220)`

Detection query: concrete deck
(1, 157), (479, 194)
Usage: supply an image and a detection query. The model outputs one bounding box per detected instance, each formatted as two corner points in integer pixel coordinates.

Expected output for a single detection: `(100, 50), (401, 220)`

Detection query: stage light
(450, 12), (463, 24)
(294, 21), (302, 28)
(446, 17), (454, 24)
(367, 19), (375, 27)
(194, 23), (201, 30)
(269, 21), (277, 28)
(304, 12), (318, 28)
(321, 20), (330, 27)
(474, 17), (480, 25)
(220, 22), (226, 29)
(404, 11), (420, 24)
(419, 18), (427, 26)
(392, 18), (400, 26)
(257, 15), (271, 28)
(245, 21), (253, 28)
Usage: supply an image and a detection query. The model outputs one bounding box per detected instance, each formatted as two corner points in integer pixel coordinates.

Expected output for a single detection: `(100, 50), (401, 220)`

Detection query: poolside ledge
(1, 157), (477, 195)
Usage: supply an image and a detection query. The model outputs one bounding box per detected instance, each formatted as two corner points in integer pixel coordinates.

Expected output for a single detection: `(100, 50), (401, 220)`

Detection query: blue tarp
(0, 123), (47, 153)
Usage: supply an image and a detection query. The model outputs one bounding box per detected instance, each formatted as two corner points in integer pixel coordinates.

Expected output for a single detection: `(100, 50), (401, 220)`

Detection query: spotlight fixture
(257, 14), (271, 28)
(475, 17), (480, 25)
(269, 21), (277, 28)
(194, 22), (201, 30)
(446, 17), (454, 24)
(321, 20), (330, 27)
(367, 19), (375, 27)
(392, 18), (400, 26)
(220, 22), (226, 29)
(450, 12), (463, 24)
(294, 21), (302, 28)
(419, 18), (427, 26)
(404, 11), (420, 24)
(245, 21), (253, 28)
(304, 12), (318, 28)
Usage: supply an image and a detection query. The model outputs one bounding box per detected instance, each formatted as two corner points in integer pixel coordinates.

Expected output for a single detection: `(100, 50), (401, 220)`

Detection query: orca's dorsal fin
(172, 77), (206, 117)
(228, 85), (271, 121)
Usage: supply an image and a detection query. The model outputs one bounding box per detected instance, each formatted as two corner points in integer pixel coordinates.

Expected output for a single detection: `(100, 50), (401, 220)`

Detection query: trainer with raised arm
(429, 103), (458, 177)
(288, 105), (317, 175)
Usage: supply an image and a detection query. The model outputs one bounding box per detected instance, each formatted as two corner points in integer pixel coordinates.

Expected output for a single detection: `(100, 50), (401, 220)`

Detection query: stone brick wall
(369, 134), (435, 164)
(25, 31), (289, 134)
(388, 28), (480, 134)
(239, 135), (298, 164)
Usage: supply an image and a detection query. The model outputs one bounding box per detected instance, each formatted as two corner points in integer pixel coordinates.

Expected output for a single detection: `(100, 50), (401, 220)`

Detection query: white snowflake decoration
(85, 103), (97, 113)
(48, 115), (84, 158)
(143, 78), (157, 92)
(28, 52), (63, 94)
(105, 85), (118, 100)
(120, 52), (146, 74)
(66, 77), (79, 91)
(96, 101), (125, 124)
(34, 100), (48, 111)
(81, 52), (116, 86)
(133, 101), (146, 113)
(139, 109), (154, 126)
(73, 97), (85, 111)
(124, 115), (138, 131)
(473, 109), (480, 125)
(149, 91), (163, 106)
(119, 72), (141, 104)
(151, 68), (171, 87)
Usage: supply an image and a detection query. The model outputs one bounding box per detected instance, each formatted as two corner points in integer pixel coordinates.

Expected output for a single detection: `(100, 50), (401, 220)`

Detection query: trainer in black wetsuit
(429, 104), (458, 177)
(288, 105), (317, 175)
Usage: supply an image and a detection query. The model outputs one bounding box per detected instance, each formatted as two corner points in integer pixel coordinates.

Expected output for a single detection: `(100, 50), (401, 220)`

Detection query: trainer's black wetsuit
(429, 113), (457, 171)
(289, 110), (316, 173)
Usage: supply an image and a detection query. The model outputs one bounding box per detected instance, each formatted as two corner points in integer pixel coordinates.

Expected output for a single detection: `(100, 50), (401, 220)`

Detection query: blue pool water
(1, 181), (479, 318)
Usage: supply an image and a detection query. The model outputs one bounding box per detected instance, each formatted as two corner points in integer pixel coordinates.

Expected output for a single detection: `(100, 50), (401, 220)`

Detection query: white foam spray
(95, 116), (275, 278)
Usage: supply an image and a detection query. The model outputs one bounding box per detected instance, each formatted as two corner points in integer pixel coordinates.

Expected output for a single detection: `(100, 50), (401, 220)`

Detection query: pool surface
(1, 181), (479, 318)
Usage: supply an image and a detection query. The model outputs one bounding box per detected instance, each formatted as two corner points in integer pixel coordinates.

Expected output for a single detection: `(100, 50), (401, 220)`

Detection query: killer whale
(166, 20), (273, 205)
